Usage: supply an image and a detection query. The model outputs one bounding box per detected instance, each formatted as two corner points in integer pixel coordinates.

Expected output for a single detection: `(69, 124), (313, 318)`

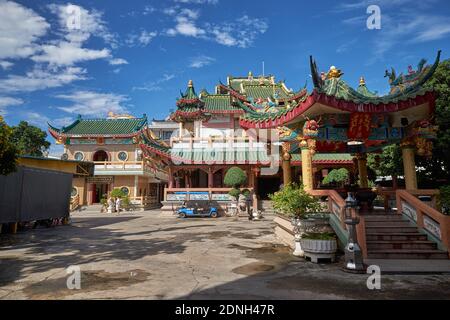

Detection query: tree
(10, 121), (50, 157)
(322, 168), (349, 187)
(420, 58), (450, 185)
(0, 116), (18, 175)
(367, 144), (403, 187)
(224, 167), (247, 188)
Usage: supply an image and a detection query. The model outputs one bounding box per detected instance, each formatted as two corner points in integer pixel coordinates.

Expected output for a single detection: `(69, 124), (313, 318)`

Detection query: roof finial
(359, 76), (366, 86)
(188, 79), (193, 87)
(248, 71), (253, 80)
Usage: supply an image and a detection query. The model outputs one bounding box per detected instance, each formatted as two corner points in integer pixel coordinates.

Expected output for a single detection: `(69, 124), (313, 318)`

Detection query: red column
(168, 167), (174, 189)
(208, 168), (214, 188)
(88, 183), (95, 205)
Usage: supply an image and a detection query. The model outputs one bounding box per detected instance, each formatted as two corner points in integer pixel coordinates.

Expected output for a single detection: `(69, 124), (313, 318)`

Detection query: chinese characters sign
(348, 113), (372, 140)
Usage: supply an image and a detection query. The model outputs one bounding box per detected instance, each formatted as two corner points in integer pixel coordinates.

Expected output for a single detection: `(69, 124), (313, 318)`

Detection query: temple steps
(259, 200), (276, 216)
(366, 233), (428, 241)
(366, 226), (420, 233)
(367, 250), (448, 260)
(367, 240), (437, 250)
(364, 214), (448, 260)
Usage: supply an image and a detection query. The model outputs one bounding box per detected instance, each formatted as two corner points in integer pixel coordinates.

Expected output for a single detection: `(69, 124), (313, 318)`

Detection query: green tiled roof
(202, 94), (243, 113)
(168, 148), (270, 164)
(244, 84), (291, 99)
(49, 117), (147, 136)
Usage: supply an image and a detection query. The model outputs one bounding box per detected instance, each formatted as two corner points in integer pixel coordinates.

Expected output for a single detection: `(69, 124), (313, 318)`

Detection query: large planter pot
(300, 239), (337, 263)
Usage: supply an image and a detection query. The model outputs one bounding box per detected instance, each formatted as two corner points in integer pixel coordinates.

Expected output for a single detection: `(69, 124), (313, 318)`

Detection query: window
(120, 186), (130, 196)
(118, 151), (128, 161)
(162, 131), (172, 140)
(74, 152), (84, 161)
(71, 187), (78, 197)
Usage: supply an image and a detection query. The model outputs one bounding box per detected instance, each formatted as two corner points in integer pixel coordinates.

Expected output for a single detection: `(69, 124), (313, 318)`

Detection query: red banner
(347, 113), (372, 140)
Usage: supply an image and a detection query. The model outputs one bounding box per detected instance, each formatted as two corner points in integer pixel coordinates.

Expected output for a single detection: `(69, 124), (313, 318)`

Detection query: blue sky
(0, 0), (450, 155)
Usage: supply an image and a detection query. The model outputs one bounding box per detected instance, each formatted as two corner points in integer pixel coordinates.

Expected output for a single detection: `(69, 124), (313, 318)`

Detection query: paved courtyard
(1, 208), (449, 300)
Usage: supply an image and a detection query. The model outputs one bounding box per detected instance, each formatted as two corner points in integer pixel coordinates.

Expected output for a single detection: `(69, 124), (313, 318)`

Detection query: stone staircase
(365, 214), (448, 259)
(259, 200), (276, 216)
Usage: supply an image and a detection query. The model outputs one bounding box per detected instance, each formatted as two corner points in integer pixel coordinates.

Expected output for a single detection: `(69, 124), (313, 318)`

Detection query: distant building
(48, 112), (168, 208)
(148, 117), (178, 144)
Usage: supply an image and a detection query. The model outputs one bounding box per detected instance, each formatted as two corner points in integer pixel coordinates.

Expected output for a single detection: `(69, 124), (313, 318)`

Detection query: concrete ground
(0, 208), (449, 300)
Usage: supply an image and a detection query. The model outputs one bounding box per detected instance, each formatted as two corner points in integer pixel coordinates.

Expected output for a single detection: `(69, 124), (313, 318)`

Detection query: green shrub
(110, 188), (126, 198)
(439, 185), (450, 214)
(121, 196), (130, 207)
(269, 183), (322, 218)
(228, 187), (241, 199)
(224, 167), (247, 188)
(241, 188), (251, 197)
(302, 232), (336, 240)
(322, 168), (348, 186)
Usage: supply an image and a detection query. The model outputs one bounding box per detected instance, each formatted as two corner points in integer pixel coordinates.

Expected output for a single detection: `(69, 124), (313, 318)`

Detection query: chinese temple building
(137, 52), (441, 213)
(137, 51), (450, 260)
(48, 112), (168, 208)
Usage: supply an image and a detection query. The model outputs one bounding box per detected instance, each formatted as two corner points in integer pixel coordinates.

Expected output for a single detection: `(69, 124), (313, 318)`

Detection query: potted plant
(300, 232), (338, 263)
(224, 167), (248, 215)
(269, 183), (323, 256)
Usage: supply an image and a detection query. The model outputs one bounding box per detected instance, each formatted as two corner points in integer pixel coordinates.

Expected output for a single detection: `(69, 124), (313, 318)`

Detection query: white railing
(93, 161), (154, 175)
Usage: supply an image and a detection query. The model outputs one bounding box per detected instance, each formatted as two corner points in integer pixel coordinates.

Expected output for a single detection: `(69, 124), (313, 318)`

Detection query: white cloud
(47, 3), (118, 47)
(109, 58), (128, 65)
(51, 116), (75, 127)
(0, 1), (49, 60)
(164, 8), (267, 47)
(189, 55), (215, 68)
(139, 31), (158, 46)
(0, 66), (86, 93)
(55, 91), (129, 117)
(143, 5), (156, 15)
(22, 111), (50, 127)
(32, 42), (111, 66)
(48, 143), (65, 158)
(0, 96), (23, 115)
(0, 61), (14, 70)
(165, 8), (206, 37)
(368, 13), (450, 62)
(133, 74), (175, 92)
(126, 30), (158, 47)
(207, 15), (268, 48)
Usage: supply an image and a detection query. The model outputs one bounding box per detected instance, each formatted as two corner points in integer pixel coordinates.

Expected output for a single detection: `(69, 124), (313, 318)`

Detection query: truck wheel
(210, 212), (218, 218)
(179, 212), (186, 218)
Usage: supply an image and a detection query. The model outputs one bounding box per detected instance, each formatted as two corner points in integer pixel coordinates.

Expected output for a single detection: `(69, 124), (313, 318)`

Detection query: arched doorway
(92, 150), (109, 203)
(93, 150), (108, 161)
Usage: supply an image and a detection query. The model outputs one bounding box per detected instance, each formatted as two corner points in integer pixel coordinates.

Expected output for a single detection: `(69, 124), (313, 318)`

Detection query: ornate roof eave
(176, 98), (205, 107)
(239, 89), (436, 129)
(169, 109), (210, 122)
(48, 129), (147, 139)
(217, 83), (248, 102)
(277, 88), (308, 103)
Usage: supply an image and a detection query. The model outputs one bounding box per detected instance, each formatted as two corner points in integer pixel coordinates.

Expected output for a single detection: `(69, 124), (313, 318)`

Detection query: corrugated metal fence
(0, 166), (71, 223)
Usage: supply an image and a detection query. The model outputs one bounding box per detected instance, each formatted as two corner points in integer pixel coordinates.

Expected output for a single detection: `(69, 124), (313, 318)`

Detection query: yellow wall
(72, 177), (87, 205)
(66, 144), (139, 162)
(18, 158), (80, 174)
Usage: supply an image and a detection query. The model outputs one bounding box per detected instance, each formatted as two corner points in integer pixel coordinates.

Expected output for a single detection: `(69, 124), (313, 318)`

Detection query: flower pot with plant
(300, 232), (337, 263)
(269, 183), (323, 256)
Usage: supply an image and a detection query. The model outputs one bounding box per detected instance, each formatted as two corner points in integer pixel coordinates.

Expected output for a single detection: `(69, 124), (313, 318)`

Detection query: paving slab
(0, 209), (449, 299)
(365, 259), (450, 274)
